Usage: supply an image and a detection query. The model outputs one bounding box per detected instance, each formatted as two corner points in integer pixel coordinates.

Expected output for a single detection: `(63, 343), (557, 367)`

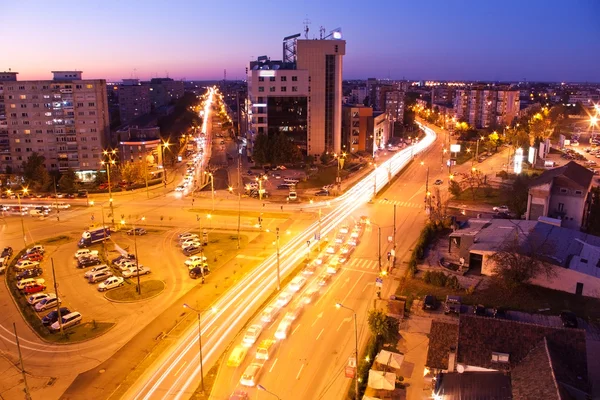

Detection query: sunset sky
(3, 0), (599, 82)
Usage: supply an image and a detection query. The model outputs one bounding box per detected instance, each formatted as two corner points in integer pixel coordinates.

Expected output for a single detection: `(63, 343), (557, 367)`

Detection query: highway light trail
(132, 124), (436, 399)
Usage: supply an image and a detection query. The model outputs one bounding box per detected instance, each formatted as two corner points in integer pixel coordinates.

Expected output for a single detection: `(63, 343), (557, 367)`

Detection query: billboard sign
(514, 148), (524, 174)
(450, 144), (461, 153)
(528, 147), (537, 164)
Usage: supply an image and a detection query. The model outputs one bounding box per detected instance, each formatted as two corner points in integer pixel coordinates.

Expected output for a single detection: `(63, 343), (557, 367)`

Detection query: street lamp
(265, 227), (290, 291)
(160, 140), (170, 188)
(6, 188), (28, 247)
(255, 174), (268, 201)
(88, 200), (110, 258)
(182, 304), (216, 394)
(257, 384), (282, 400)
(125, 216), (145, 295)
(334, 152), (346, 194)
(336, 302), (359, 400)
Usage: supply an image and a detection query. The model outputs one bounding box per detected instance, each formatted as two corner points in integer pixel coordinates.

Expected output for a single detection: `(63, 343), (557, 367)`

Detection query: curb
(103, 280), (166, 304)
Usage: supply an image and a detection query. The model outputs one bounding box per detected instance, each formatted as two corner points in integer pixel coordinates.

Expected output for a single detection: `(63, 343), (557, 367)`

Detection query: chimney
(448, 347), (456, 372)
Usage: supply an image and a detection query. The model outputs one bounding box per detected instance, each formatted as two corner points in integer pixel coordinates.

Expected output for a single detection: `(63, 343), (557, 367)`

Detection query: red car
(23, 284), (46, 294)
(21, 252), (43, 262)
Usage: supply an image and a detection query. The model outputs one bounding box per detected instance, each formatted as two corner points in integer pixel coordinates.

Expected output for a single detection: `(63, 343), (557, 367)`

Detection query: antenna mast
(303, 18), (311, 39)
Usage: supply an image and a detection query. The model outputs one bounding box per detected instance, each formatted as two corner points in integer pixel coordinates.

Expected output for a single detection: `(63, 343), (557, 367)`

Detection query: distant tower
(303, 18), (311, 39)
(319, 26), (325, 39)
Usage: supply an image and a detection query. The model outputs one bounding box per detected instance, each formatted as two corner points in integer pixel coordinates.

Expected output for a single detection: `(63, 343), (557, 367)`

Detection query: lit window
(86, 84), (93, 89)
(19, 95), (27, 100)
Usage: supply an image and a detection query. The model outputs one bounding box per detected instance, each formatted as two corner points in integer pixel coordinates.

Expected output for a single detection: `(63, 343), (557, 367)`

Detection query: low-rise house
(426, 315), (589, 400)
(525, 161), (593, 230)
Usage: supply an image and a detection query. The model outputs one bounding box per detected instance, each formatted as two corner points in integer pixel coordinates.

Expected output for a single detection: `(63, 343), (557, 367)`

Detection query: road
(207, 125), (451, 400)
(123, 124), (437, 399)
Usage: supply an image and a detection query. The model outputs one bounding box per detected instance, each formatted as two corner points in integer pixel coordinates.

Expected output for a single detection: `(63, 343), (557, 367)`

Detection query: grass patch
(105, 280), (165, 302)
(39, 235), (72, 246)
(397, 277), (600, 322)
(5, 248), (114, 343)
(188, 208), (289, 219)
(182, 233), (250, 270)
(453, 186), (504, 205)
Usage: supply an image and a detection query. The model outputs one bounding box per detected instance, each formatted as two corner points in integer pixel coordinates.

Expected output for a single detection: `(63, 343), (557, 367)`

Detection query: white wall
(531, 264), (600, 298)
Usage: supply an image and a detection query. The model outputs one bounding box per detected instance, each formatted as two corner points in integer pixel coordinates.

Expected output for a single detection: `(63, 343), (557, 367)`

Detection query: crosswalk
(377, 199), (422, 208)
(345, 258), (381, 271)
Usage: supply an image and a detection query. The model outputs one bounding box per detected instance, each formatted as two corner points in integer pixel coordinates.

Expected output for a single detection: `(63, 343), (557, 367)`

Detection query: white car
(178, 232), (197, 240)
(15, 260), (40, 270)
(493, 205), (509, 212)
(52, 202), (71, 209)
(122, 266), (151, 278)
(348, 237), (359, 246)
(339, 224), (350, 234)
(74, 249), (99, 259)
(260, 305), (280, 323)
(239, 363), (262, 387)
(35, 295), (60, 312)
(275, 319), (292, 340)
(84, 264), (110, 278)
(27, 292), (53, 305)
(117, 261), (137, 272)
(288, 276), (307, 292)
(97, 276), (124, 292)
(184, 255), (205, 268)
(175, 186), (185, 192)
(242, 324), (263, 347)
(26, 245), (45, 254)
(16, 278), (45, 290)
(181, 239), (201, 249)
(276, 291), (293, 308)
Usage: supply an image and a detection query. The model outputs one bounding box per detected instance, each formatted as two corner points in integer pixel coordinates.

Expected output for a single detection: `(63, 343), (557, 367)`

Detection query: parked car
(178, 233), (199, 241)
(315, 190), (329, 196)
(1, 247), (13, 258)
(74, 249), (99, 259)
(560, 311), (578, 328)
(97, 276), (124, 291)
(189, 265), (211, 279)
(26, 245), (45, 255)
(422, 295), (438, 310)
(87, 270), (113, 283)
(42, 307), (71, 326)
(20, 252), (43, 262)
(492, 307), (507, 319)
(24, 283), (46, 294)
(184, 245), (203, 256)
(50, 311), (82, 332)
(434, 179), (443, 185)
(122, 266), (151, 278)
(77, 256), (101, 268)
(444, 295), (462, 315)
(16, 267), (43, 281)
(84, 264), (111, 279)
(35, 295), (61, 312)
(15, 260), (40, 271)
(27, 292), (53, 305)
(473, 304), (486, 316)
(111, 253), (135, 265)
(127, 228), (147, 236)
(492, 205), (509, 212)
(16, 278), (45, 290)
(185, 255), (206, 268)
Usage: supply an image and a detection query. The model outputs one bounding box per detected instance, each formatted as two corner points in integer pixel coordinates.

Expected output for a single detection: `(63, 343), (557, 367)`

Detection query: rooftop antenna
(319, 26), (326, 40)
(303, 17), (311, 39)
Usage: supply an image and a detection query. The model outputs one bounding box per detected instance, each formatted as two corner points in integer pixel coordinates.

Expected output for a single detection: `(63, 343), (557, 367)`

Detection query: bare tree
(490, 227), (555, 289)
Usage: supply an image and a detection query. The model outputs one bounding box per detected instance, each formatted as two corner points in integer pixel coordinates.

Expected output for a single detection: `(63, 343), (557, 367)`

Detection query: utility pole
(378, 226), (382, 272)
(13, 323), (32, 400)
(237, 143), (242, 249)
(143, 158), (149, 199)
(133, 220), (142, 295)
(393, 204), (397, 267)
(53, 176), (60, 221)
(51, 259), (63, 335)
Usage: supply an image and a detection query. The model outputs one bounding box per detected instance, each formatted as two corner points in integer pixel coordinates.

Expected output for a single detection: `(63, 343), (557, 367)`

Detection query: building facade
(525, 161), (593, 230)
(117, 126), (161, 164)
(0, 72), (19, 167)
(148, 78), (185, 109)
(0, 71), (110, 174)
(247, 59), (310, 153)
(384, 90), (405, 125)
(296, 38), (346, 156)
(454, 87), (520, 128)
(341, 105), (373, 154)
(118, 79), (151, 125)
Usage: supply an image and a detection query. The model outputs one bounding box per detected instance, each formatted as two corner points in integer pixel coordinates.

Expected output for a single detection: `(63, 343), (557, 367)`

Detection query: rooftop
(434, 371), (512, 400)
(426, 321), (459, 370)
(530, 160), (593, 190)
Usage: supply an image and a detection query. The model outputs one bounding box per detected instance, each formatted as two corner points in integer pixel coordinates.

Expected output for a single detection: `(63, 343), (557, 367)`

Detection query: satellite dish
(252, 65), (259, 70)
(457, 364), (465, 373)
(273, 65), (280, 70)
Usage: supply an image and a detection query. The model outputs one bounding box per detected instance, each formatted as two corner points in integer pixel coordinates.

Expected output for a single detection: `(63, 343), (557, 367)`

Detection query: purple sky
(3, 0), (599, 82)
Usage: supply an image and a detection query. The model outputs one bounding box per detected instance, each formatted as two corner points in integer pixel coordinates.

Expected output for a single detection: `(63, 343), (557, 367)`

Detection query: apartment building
(247, 59), (309, 153)
(0, 71), (19, 167)
(0, 71), (109, 175)
(148, 78), (185, 109)
(118, 79), (151, 125)
(454, 87), (520, 128)
(384, 90), (405, 125)
(342, 105), (374, 154)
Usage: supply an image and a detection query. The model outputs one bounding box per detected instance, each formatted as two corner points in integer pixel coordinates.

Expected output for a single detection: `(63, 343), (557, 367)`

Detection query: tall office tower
(454, 87), (520, 128)
(296, 38), (346, 156)
(118, 79), (151, 125)
(0, 71), (109, 176)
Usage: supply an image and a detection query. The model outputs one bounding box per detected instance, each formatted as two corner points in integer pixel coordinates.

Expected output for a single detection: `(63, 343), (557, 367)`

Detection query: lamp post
(265, 227), (286, 291)
(334, 152), (346, 194)
(101, 149), (117, 225)
(124, 216), (145, 295)
(370, 162), (378, 198)
(336, 302), (359, 400)
(6, 188), (28, 247)
(182, 304), (215, 394)
(256, 174), (267, 201)
(257, 384), (282, 400)
(160, 140), (170, 188)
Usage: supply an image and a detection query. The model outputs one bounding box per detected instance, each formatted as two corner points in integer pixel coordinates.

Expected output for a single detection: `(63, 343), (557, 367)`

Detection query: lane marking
(292, 324), (301, 336)
(340, 271), (364, 305)
(174, 361), (187, 377)
(296, 363), (305, 380)
(311, 312), (323, 327)
(337, 317), (352, 331)
(269, 358), (278, 373)
(362, 282), (375, 293)
(316, 328), (324, 340)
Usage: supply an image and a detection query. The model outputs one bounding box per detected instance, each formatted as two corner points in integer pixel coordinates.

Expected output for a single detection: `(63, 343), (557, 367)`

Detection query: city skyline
(2, 0), (600, 83)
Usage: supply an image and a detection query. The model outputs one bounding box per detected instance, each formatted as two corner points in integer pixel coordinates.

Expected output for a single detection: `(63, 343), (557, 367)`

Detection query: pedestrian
(192, 198), (195, 206)
(280, 205), (283, 211)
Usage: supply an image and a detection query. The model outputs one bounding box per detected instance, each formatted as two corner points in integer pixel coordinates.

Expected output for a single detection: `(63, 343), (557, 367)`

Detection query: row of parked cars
(226, 217), (368, 393)
(74, 250), (151, 290)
